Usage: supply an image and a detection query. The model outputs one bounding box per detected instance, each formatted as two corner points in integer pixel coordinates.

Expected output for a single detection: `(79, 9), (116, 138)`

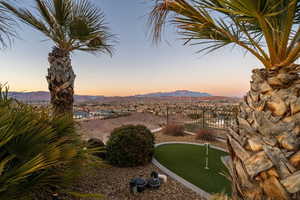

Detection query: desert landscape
(2, 0), (300, 199)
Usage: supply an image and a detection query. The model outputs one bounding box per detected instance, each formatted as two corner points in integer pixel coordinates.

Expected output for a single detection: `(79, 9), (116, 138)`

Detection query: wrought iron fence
(166, 105), (238, 131)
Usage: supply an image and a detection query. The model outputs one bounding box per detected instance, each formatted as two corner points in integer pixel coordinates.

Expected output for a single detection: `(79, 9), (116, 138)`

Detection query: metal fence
(167, 105), (238, 131)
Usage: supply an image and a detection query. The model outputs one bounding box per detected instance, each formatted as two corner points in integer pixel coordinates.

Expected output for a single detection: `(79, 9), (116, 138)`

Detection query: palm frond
(1, 1), (52, 39)
(1, 0), (115, 55)
(149, 0), (300, 68)
(149, 0), (271, 67)
(35, 0), (56, 29)
(70, 0), (115, 55)
(48, 0), (72, 26)
(0, 3), (16, 49)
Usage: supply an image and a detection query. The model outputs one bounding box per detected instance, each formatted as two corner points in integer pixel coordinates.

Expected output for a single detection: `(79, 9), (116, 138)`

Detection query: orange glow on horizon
(10, 86), (248, 97)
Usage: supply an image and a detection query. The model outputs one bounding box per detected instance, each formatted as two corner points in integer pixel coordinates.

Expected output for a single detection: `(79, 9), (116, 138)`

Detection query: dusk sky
(0, 0), (261, 97)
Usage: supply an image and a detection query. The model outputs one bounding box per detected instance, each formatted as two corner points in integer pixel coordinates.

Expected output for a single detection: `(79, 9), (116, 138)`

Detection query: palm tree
(1, 0), (114, 116)
(0, 3), (15, 48)
(149, 0), (300, 199)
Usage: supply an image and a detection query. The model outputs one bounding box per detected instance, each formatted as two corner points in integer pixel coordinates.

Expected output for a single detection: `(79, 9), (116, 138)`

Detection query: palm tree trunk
(46, 47), (75, 116)
(226, 66), (300, 200)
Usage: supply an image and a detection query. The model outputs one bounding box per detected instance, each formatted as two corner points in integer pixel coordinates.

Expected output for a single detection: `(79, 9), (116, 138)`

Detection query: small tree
(163, 123), (185, 136)
(195, 129), (217, 142)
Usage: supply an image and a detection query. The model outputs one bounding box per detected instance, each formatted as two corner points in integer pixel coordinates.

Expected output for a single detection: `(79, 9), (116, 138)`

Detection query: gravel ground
(69, 164), (202, 200)
(71, 123), (228, 200)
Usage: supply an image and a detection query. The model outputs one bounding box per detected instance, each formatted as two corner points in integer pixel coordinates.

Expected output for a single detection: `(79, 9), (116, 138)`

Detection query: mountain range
(134, 90), (212, 97)
(8, 91), (105, 102)
(8, 90), (212, 102)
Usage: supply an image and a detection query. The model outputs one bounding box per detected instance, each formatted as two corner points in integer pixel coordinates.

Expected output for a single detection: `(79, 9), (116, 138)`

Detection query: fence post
(166, 106), (169, 125)
(202, 109), (205, 129)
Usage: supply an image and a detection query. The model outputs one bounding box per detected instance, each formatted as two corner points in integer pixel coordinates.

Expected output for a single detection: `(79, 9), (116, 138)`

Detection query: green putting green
(154, 143), (231, 195)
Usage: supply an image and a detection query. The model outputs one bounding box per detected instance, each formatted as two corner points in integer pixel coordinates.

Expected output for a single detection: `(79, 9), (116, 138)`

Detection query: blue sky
(0, 0), (261, 97)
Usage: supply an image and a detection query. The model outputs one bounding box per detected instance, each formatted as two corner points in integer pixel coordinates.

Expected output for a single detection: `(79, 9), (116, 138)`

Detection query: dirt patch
(78, 113), (165, 143)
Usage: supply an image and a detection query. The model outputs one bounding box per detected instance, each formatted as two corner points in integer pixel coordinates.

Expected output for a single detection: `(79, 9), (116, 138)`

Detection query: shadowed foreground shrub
(163, 124), (185, 136)
(196, 129), (217, 142)
(106, 125), (155, 167)
(0, 86), (98, 200)
(87, 138), (106, 160)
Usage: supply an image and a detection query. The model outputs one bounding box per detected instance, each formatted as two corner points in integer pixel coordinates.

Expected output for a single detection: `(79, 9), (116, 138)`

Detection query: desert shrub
(106, 125), (155, 167)
(196, 129), (217, 142)
(0, 85), (93, 200)
(163, 124), (185, 136)
(184, 123), (204, 133)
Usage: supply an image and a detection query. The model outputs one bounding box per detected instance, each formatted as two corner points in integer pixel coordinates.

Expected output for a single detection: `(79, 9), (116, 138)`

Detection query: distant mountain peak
(135, 90), (212, 97)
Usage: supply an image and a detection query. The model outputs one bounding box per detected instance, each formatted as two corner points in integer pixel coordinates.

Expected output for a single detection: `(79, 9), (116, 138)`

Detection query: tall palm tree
(149, 0), (300, 199)
(1, 0), (114, 116)
(0, 3), (15, 48)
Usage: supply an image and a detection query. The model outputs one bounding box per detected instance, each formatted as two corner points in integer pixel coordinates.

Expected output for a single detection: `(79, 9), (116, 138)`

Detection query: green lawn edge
(154, 143), (231, 195)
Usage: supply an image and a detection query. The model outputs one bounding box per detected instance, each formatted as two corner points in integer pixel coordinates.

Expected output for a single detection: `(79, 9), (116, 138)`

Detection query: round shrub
(106, 125), (155, 167)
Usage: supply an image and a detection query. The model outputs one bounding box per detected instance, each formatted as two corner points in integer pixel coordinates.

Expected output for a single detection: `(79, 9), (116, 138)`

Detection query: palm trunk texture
(46, 47), (75, 116)
(226, 66), (300, 200)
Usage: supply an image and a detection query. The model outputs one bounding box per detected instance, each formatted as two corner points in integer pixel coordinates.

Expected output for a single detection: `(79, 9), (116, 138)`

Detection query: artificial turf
(154, 143), (231, 195)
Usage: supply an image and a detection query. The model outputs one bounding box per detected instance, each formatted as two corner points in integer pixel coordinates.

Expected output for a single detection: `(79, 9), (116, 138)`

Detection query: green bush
(106, 125), (155, 167)
(0, 86), (91, 200)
